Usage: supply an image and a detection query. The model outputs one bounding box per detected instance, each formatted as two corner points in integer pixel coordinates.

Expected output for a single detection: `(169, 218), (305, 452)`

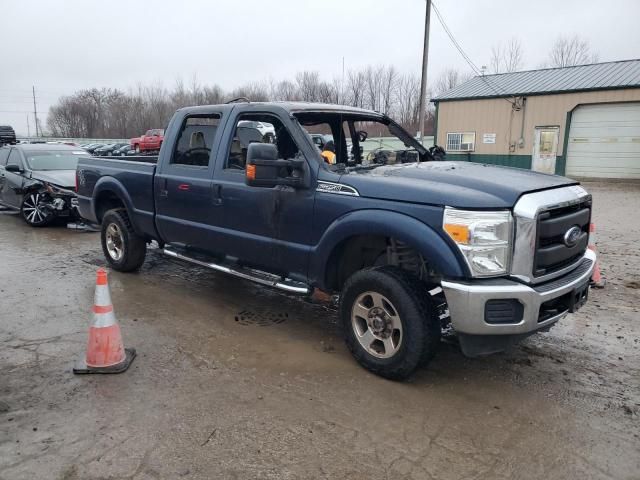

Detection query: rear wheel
(340, 266), (440, 380)
(101, 209), (147, 272)
(21, 192), (54, 227)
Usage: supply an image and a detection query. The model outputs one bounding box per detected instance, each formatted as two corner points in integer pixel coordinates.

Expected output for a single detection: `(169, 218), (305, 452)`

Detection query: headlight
(443, 208), (513, 277)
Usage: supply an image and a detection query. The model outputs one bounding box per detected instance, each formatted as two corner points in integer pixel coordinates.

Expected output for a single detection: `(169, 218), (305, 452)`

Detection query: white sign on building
(483, 133), (496, 144)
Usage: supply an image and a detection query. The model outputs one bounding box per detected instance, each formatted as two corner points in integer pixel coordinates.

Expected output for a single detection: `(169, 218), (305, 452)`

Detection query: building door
(566, 102), (640, 179)
(532, 127), (559, 174)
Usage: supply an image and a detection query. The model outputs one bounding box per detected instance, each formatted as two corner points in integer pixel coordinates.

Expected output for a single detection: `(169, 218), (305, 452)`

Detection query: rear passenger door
(154, 111), (226, 251)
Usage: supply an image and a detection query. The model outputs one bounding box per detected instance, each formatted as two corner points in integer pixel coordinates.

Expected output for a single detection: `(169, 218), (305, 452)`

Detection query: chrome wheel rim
(23, 193), (49, 224)
(351, 291), (403, 359)
(105, 223), (124, 261)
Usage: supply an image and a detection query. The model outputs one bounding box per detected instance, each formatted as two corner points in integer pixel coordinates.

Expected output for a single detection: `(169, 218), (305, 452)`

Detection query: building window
(446, 132), (475, 152)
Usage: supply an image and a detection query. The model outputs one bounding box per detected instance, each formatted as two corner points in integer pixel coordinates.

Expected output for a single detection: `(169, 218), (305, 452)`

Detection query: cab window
(225, 114), (299, 171)
(172, 114), (221, 167)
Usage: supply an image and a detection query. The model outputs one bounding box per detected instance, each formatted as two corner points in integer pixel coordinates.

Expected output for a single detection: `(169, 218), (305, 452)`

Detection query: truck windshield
(24, 150), (84, 170)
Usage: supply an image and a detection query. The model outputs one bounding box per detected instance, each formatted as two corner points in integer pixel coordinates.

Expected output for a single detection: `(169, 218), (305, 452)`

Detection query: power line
(431, 2), (516, 105)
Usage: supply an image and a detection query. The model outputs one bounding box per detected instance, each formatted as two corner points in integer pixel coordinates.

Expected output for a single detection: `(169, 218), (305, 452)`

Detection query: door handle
(158, 178), (168, 198)
(212, 184), (222, 206)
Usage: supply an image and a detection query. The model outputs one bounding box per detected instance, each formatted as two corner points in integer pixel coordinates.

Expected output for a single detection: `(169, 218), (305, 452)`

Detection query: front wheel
(101, 209), (147, 272)
(340, 266), (440, 380)
(21, 192), (55, 227)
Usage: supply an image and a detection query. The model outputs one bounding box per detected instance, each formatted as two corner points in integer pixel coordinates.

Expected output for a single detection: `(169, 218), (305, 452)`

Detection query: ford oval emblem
(563, 226), (582, 247)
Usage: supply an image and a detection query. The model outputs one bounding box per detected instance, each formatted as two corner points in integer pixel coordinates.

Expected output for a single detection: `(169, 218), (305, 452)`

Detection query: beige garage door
(566, 102), (640, 179)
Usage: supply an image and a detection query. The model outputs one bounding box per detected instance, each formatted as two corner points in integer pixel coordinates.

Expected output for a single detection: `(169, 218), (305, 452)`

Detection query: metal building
(432, 59), (640, 179)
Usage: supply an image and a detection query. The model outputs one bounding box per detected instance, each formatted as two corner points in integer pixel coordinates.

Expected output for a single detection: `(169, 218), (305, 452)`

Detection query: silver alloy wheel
(22, 193), (49, 224)
(105, 223), (124, 261)
(351, 291), (403, 359)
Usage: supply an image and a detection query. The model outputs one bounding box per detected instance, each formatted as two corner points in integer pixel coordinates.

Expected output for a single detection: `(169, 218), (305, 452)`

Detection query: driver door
(211, 111), (316, 276)
(0, 149), (25, 208)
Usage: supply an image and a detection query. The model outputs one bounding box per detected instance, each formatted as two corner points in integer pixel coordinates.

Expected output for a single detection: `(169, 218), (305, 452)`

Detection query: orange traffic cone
(73, 268), (136, 374)
(588, 223), (605, 289)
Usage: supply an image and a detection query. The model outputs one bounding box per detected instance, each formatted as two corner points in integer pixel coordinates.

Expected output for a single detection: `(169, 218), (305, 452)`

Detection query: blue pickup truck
(76, 102), (595, 379)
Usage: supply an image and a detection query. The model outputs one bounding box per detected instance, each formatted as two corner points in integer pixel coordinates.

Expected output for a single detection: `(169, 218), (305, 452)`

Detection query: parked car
(93, 144), (115, 156)
(0, 144), (85, 226)
(76, 102), (595, 380)
(95, 143), (128, 156)
(309, 133), (333, 150)
(130, 129), (164, 153)
(84, 143), (105, 154)
(0, 126), (17, 146)
(238, 120), (276, 143)
(114, 144), (133, 156)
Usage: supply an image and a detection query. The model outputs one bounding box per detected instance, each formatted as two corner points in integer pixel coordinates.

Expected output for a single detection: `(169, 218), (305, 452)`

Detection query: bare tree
(433, 68), (471, 97)
(345, 70), (366, 108)
(490, 37), (524, 73)
(548, 35), (599, 67)
(48, 65), (443, 138)
(295, 71), (321, 102)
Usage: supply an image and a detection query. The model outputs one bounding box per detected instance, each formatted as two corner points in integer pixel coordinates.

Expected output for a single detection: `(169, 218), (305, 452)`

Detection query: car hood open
(339, 161), (577, 209)
(30, 170), (76, 189)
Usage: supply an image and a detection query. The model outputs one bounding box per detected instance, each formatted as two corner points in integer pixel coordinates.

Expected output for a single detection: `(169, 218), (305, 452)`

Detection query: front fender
(310, 209), (469, 288)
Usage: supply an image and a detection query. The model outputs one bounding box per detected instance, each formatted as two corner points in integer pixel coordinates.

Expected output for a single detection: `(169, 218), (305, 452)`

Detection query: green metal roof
(432, 59), (640, 102)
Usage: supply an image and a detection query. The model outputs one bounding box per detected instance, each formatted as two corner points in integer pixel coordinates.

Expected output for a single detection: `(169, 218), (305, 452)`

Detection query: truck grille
(534, 199), (591, 277)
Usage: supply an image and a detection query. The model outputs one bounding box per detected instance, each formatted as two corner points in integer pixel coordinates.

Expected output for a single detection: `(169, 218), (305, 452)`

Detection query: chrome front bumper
(441, 249), (595, 336)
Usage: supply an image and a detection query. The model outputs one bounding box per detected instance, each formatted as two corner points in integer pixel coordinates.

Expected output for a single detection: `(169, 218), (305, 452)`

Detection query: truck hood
(339, 161), (577, 209)
(30, 170), (76, 189)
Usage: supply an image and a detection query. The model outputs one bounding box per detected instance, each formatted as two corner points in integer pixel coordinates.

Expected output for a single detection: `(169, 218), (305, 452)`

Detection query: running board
(162, 247), (311, 295)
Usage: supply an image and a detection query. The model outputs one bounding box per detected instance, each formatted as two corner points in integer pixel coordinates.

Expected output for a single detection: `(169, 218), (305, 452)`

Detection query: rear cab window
(171, 115), (221, 168)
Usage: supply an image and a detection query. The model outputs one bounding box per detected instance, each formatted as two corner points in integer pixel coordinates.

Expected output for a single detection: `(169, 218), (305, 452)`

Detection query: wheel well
(95, 191), (125, 223)
(325, 235), (438, 292)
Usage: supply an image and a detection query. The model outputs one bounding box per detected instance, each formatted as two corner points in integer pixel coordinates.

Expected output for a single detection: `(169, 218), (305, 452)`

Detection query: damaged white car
(0, 144), (85, 227)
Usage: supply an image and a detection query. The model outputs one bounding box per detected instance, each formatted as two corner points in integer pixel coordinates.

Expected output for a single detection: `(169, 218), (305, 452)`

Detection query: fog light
(485, 299), (524, 324)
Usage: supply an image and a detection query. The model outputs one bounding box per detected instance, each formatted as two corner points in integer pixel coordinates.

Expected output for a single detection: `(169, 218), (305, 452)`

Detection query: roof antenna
(226, 97), (251, 104)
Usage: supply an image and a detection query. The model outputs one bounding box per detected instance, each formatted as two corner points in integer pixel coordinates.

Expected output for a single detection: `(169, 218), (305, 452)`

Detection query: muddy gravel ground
(1, 181), (639, 480)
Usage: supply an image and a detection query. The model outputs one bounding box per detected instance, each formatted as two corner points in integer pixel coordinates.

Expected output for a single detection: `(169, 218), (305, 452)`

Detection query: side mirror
(5, 164), (21, 173)
(358, 130), (368, 142)
(245, 143), (305, 188)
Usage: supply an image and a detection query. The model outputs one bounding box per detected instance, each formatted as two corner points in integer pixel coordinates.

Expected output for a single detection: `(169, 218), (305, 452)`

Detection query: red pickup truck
(130, 129), (164, 153)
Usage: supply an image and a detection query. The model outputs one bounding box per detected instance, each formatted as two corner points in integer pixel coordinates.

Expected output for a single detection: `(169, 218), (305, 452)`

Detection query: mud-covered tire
(340, 266), (440, 380)
(101, 209), (146, 272)
(21, 192), (55, 227)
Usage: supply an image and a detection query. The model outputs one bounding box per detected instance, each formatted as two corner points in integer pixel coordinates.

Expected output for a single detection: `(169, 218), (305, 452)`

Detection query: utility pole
(340, 56), (345, 105)
(26, 114), (30, 137)
(418, 0), (432, 144)
(32, 86), (39, 137)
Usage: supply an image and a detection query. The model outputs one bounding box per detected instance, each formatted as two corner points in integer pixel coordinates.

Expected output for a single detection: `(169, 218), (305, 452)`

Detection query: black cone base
(73, 348), (136, 374)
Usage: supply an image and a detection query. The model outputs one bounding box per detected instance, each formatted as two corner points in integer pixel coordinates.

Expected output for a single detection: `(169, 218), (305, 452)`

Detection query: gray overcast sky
(1, 0), (639, 135)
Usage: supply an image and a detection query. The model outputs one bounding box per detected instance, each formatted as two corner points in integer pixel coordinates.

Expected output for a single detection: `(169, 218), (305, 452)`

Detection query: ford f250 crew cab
(76, 102), (595, 380)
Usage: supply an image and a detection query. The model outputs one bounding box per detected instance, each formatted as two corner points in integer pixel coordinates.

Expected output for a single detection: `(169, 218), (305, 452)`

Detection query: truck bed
(76, 156), (158, 237)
